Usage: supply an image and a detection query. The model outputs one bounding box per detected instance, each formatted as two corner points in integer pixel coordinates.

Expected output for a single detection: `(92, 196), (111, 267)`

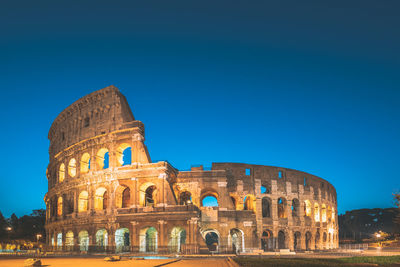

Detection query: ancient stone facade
(44, 86), (339, 254)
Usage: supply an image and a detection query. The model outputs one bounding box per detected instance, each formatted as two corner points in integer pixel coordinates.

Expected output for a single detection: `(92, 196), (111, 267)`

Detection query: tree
(3, 210), (46, 241)
(395, 193), (400, 230)
(0, 211), (8, 240)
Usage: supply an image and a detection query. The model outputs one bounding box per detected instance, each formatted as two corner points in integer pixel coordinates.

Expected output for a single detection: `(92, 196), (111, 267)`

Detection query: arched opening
(68, 158), (77, 177)
(261, 230), (273, 251)
(260, 185), (267, 194)
(122, 187), (130, 208)
(278, 197), (287, 218)
(117, 143), (132, 166)
(168, 227), (186, 253)
(323, 232), (327, 249)
(243, 195), (255, 212)
(294, 231), (301, 250)
(305, 231), (312, 251)
(292, 198), (300, 217)
(115, 228), (130, 253)
(179, 191), (192, 205)
(204, 230), (219, 252)
(57, 233), (62, 250)
(140, 227), (158, 253)
(59, 163), (65, 183)
(94, 187), (108, 210)
(145, 185), (156, 207)
(96, 229), (108, 251)
(328, 233), (332, 248)
(65, 231), (74, 251)
(80, 153), (91, 174)
(262, 197), (271, 218)
(229, 228), (244, 254)
(315, 231), (320, 250)
(201, 195), (218, 207)
(78, 230), (89, 252)
(96, 148), (109, 169)
(304, 200), (312, 217)
(64, 194), (74, 215)
(57, 196), (63, 216)
(231, 196), (237, 210)
(314, 203), (320, 222)
(139, 183), (157, 207)
(332, 208), (335, 222)
(278, 231), (286, 249)
(321, 204), (327, 222)
(327, 206), (332, 222)
(78, 191), (89, 212)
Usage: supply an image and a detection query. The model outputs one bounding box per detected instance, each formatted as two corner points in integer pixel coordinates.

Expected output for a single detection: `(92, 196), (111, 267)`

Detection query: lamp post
(6, 227), (12, 241)
(375, 231), (383, 249)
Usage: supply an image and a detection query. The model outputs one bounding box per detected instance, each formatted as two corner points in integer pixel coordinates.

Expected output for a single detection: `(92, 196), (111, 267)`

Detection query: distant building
(339, 208), (400, 242)
(44, 85), (338, 253)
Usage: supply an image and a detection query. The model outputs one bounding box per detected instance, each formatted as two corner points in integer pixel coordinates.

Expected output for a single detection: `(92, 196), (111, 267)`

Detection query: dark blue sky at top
(0, 0), (399, 217)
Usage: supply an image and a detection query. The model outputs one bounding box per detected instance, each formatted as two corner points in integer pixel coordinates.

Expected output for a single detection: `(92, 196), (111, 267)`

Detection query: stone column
(109, 182), (116, 214)
(273, 229), (279, 250)
(130, 221), (138, 252)
(89, 184), (95, 215)
(73, 230), (79, 252)
(287, 230), (293, 251)
(301, 232), (306, 250)
(88, 228), (95, 253)
(187, 218), (198, 254)
(157, 220), (167, 253)
(108, 225), (115, 253)
(158, 173), (167, 206)
(74, 190), (78, 216)
(130, 178), (137, 208)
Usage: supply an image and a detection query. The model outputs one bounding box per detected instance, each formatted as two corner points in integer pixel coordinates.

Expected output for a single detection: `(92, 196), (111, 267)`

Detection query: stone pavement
(0, 257), (235, 267)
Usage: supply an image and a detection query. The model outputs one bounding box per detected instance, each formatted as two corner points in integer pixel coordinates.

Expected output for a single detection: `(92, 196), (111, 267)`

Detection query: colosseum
(44, 85), (338, 254)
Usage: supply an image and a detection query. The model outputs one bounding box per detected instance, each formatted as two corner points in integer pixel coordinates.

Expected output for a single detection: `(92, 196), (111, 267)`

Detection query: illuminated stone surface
(44, 85), (338, 254)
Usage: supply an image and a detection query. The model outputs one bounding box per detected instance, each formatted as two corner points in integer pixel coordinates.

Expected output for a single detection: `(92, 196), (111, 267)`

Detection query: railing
(117, 205), (200, 215)
(340, 243), (368, 250)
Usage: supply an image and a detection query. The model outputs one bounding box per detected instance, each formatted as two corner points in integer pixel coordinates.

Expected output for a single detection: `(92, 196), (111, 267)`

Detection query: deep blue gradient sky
(1, 0), (399, 217)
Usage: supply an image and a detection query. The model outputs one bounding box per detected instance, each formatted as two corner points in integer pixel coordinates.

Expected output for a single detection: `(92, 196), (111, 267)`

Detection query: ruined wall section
(48, 85), (135, 158)
(212, 163), (337, 203)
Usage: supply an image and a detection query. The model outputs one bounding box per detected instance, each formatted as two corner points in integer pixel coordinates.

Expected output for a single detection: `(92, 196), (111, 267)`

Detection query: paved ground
(1, 249), (400, 267)
(0, 257), (233, 267)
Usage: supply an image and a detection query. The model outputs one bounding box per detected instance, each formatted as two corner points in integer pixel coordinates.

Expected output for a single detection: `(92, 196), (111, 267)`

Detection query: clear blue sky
(0, 0), (399, 217)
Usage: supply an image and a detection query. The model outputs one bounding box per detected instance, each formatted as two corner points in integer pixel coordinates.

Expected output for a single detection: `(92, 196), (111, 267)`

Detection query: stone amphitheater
(44, 85), (338, 254)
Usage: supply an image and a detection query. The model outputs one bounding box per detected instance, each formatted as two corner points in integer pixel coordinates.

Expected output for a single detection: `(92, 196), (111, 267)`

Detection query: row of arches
(201, 228), (245, 253)
(51, 227), (337, 253)
(181, 191), (336, 224)
(51, 183), (158, 217)
(58, 144), (132, 183)
(260, 197), (335, 222)
(261, 229), (337, 251)
(304, 200), (335, 222)
(51, 227), (186, 253)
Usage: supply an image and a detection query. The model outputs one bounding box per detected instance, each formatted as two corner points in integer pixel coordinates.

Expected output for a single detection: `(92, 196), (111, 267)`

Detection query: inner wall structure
(44, 85), (338, 254)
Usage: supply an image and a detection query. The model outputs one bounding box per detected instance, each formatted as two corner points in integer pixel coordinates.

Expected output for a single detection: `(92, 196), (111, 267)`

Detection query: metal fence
(339, 243), (368, 250)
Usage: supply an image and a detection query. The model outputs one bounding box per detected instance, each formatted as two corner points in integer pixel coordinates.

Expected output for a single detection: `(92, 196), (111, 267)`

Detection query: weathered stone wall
(48, 86), (135, 158)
